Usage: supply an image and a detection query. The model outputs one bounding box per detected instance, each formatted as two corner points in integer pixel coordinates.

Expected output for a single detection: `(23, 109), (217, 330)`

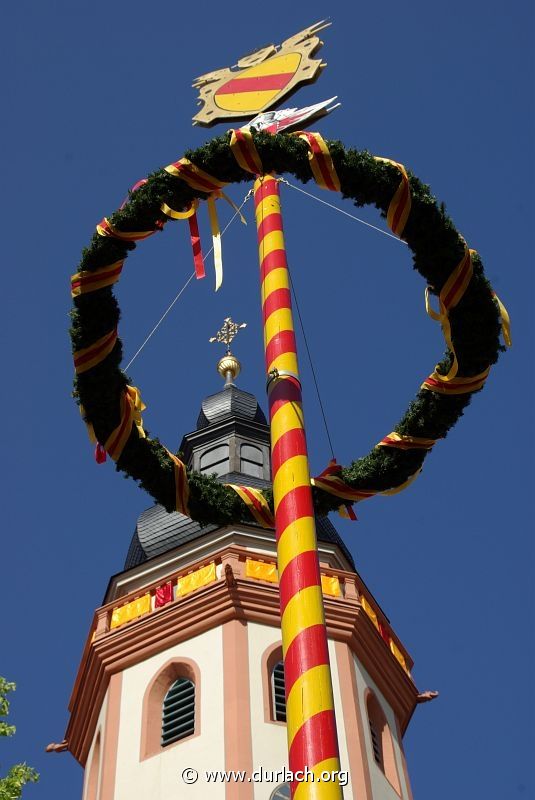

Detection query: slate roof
(125, 504), (355, 571)
(124, 383), (355, 572)
(197, 385), (267, 429)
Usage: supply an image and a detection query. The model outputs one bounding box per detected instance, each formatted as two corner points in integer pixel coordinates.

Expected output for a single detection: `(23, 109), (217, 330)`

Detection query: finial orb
(217, 354), (241, 383)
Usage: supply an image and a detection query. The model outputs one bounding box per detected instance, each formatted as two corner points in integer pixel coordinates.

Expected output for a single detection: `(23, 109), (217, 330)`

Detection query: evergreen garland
(70, 131), (503, 523)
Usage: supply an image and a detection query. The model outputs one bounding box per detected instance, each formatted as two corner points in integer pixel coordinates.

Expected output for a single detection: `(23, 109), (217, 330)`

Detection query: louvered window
(272, 661), (286, 722)
(161, 678), (195, 746)
(369, 717), (384, 768)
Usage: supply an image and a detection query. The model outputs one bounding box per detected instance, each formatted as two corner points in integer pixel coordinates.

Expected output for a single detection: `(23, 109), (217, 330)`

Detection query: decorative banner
(255, 174), (343, 799)
(226, 484), (274, 528)
(73, 328), (117, 374)
(71, 260), (124, 297)
(245, 558), (278, 583)
(390, 639), (408, 672)
(192, 21), (331, 126)
(321, 575), (341, 597)
(110, 593), (151, 629)
(176, 563), (216, 597)
(245, 96), (339, 134)
(374, 157), (411, 237)
(154, 581), (173, 608)
(296, 131), (341, 191)
(360, 595), (379, 630)
(161, 198), (206, 280)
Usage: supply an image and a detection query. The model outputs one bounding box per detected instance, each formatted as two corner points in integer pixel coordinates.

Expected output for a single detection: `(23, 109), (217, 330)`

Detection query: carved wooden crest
(192, 21), (331, 126)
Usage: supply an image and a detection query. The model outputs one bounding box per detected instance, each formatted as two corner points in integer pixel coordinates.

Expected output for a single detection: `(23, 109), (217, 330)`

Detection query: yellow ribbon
(493, 292), (512, 347)
(160, 199), (199, 219)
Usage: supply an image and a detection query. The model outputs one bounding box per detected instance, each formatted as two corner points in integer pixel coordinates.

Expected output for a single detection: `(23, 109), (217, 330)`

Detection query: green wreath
(70, 131), (506, 525)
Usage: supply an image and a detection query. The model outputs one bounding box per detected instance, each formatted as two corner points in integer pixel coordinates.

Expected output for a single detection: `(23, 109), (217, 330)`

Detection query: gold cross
(209, 317), (247, 353)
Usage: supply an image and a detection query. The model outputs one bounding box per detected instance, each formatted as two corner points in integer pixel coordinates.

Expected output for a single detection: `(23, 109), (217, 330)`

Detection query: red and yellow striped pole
(255, 174), (343, 800)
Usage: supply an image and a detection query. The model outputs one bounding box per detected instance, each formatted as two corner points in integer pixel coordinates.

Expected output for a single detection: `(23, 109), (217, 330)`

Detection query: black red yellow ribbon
(164, 158), (228, 193)
(73, 328), (117, 374)
(312, 459), (423, 507)
(295, 131), (341, 191)
(229, 129), (263, 175)
(226, 484), (274, 529)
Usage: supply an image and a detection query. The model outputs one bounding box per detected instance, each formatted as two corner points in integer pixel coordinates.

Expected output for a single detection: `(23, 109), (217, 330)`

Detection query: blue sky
(1, 1), (533, 798)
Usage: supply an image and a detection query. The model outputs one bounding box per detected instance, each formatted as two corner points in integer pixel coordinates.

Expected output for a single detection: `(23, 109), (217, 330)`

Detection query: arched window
(140, 658), (200, 760)
(240, 444), (264, 478)
(271, 661), (286, 722)
(200, 444), (229, 476)
(365, 690), (401, 794)
(162, 678), (195, 746)
(262, 642), (287, 724)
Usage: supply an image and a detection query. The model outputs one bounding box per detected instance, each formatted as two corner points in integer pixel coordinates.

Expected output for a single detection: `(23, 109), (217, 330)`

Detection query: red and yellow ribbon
(96, 217), (160, 241)
(296, 131), (341, 192)
(73, 328), (117, 374)
(421, 368), (490, 394)
(71, 260), (124, 297)
(229, 129), (263, 175)
(104, 385), (146, 462)
(166, 450), (190, 516)
(374, 157), (411, 237)
(377, 432), (438, 450)
(161, 199), (206, 280)
(255, 174), (343, 800)
(226, 484), (274, 528)
(164, 157), (228, 193)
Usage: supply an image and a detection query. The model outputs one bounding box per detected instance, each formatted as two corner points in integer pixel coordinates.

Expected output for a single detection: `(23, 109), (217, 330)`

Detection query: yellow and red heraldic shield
(192, 21), (330, 126)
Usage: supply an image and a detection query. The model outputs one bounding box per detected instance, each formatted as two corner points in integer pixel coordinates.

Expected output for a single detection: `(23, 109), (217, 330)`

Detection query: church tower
(62, 353), (420, 800)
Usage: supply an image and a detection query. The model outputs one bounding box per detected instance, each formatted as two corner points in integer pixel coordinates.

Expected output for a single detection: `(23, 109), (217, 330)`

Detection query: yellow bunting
(374, 156), (411, 237)
(226, 483), (274, 528)
(245, 559), (278, 583)
(321, 575), (341, 597)
(71, 260), (124, 297)
(390, 639), (408, 672)
(381, 469), (422, 496)
(110, 593), (151, 629)
(360, 595), (379, 630)
(176, 562), (216, 597)
(493, 292), (512, 347)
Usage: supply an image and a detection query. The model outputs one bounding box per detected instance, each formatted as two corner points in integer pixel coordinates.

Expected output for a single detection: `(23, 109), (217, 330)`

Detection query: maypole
(255, 174), (343, 799)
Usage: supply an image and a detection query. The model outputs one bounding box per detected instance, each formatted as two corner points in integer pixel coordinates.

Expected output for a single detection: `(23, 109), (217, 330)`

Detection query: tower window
(365, 690), (402, 793)
(200, 444), (229, 476)
(240, 443), (264, 478)
(161, 678), (195, 747)
(272, 661), (286, 722)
